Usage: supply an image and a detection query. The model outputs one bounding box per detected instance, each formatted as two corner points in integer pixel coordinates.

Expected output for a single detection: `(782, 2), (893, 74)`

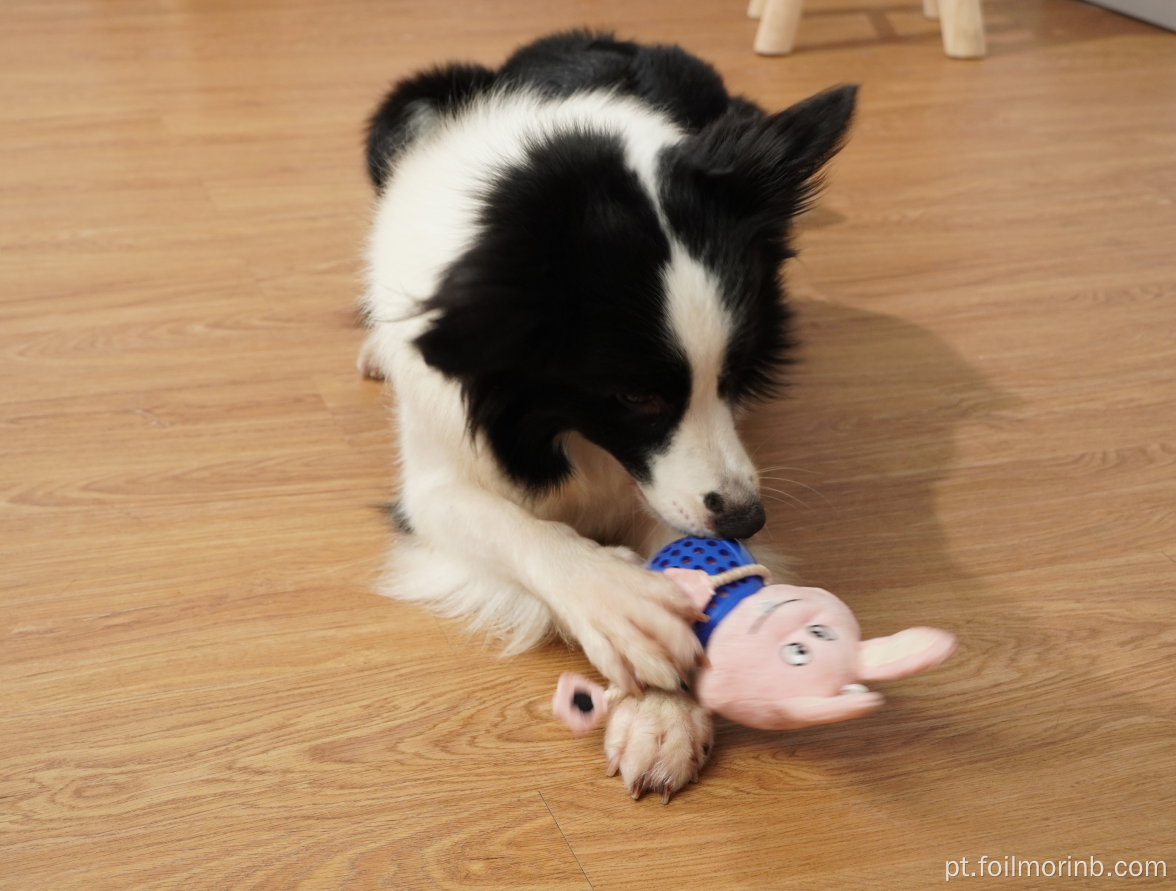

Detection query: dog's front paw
(604, 689), (713, 804)
(564, 559), (705, 695)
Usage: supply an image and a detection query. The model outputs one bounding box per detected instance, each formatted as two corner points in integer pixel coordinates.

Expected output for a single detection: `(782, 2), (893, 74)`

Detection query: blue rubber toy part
(647, 537), (765, 649)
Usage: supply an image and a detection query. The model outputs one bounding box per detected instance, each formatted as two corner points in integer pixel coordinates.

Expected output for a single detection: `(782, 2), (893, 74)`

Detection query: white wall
(1081, 0), (1176, 31)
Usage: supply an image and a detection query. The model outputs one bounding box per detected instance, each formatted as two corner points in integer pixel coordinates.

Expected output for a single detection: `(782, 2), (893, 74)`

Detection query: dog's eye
(616, 392), (668, 415)
(808, 624), (837, 641)
(781, 642), (812, 665)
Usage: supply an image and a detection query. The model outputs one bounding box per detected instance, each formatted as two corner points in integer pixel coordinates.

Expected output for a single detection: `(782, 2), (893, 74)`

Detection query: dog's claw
(661, 785), (673, 805)
(606, 756), (620, 777)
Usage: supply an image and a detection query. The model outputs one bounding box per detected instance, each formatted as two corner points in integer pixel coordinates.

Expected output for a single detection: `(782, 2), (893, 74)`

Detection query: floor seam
(539, 790), (595, 891)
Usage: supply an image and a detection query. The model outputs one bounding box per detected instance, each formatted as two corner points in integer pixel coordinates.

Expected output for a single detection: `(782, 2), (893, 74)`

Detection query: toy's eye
(781, 642), (811, 665)
(808, 624), (837, 641)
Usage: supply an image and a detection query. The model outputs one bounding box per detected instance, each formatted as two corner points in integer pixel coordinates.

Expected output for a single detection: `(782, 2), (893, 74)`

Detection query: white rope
(707, 563), (771, 589)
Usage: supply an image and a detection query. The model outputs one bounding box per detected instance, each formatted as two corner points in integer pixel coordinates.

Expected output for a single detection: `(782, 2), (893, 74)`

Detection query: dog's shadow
(719, 297), (1013, 767)
(693, 299), (1170, 865)
(743, 297), (1009, 596)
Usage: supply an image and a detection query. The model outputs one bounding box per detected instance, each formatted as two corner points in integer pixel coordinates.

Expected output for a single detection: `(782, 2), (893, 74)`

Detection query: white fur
(640, 242), (760, 532)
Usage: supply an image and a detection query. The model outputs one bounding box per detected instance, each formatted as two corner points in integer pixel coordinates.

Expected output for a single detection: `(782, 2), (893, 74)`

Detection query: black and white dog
(360, 31), (855, 801)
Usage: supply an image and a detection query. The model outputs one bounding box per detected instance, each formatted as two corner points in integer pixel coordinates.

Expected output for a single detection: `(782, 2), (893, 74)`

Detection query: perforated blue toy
(646, 537), (765, 648)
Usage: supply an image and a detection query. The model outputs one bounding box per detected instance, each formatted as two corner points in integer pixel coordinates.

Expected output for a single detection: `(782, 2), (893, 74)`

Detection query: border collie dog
(360, 31), (855, 801)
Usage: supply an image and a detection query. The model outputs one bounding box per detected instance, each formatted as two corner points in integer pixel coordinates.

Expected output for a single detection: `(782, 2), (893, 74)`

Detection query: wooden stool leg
(923, 0), (940, 19)
(938, 0), (986, 58)
(748, 0), (766, 19)
(754, 0), (805, 56)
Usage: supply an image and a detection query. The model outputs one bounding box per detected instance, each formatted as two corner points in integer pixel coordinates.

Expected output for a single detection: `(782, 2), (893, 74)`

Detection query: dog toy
(553, 537), (956, 732)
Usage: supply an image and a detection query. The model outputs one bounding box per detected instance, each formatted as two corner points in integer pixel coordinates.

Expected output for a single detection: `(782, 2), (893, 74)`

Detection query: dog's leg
(403, 482), (706, 694)
(381, 533), (555, 655)
(604, 687), (714, 803)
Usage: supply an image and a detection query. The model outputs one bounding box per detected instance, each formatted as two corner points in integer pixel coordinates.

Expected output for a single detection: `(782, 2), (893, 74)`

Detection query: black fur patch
(381, 500), (414, 534)
(500, 30), (731, 132)
(413, 130), (689, 491)
(365, 31), (747, 192)
(366, 63), (497, 189)
(659, 85), (858, 404)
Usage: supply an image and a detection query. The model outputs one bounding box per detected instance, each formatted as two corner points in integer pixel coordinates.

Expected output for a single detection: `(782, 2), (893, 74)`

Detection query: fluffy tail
(365, 63), (496, 190)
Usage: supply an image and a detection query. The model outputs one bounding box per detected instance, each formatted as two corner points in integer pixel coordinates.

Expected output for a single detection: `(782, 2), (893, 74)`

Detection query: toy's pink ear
(857, 627), (957, 681)
(552, 672), (609, 736)
(713, 690), (885, 730)
(663, 568), (716, 611)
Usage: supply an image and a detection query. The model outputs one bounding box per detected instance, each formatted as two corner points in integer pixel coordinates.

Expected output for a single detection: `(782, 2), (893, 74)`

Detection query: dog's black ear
(663, 85), (858, 234)
(760, 84), (858, 186)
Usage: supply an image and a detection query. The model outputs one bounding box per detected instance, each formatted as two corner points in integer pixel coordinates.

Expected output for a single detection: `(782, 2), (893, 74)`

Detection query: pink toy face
(687, 579), (955, 731)
(698, 585), (865, 712)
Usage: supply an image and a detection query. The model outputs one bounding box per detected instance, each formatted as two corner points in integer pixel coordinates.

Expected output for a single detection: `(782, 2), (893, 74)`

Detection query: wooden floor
(3, 1), (1175, 888)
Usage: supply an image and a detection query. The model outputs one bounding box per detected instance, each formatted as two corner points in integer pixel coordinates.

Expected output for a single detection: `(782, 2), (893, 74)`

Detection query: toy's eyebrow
(748, 598), (798, 634)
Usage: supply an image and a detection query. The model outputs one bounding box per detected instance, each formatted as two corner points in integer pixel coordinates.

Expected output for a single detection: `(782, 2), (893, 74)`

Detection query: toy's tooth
(840, 683), (869, 695)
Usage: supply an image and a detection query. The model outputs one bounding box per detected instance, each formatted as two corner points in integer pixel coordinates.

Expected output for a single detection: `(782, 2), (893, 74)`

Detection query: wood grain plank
(2, 0), (1175, 888)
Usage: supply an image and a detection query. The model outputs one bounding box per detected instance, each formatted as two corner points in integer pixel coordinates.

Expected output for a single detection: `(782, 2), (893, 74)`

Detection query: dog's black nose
(706, 493), (766, 540)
